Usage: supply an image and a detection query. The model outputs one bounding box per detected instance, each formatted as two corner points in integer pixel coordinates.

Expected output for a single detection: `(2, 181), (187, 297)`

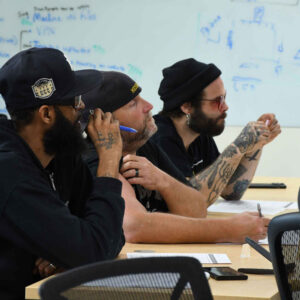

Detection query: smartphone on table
(204, 267), (248, 280)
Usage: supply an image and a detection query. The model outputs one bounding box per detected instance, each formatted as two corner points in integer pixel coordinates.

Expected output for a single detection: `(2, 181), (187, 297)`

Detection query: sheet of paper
(208, 199), (297, 216)
(127, 252), (231, 264)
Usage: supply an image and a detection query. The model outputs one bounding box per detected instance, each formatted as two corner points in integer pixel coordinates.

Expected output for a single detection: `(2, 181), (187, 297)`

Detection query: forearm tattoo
(189, 145), (237, 205)
(245, 149), (260, 161)
(228, 164), (247, 185)
(223, 179), (250, 200)
(234, 124), (259, 153)
(95, 132), (115, 150)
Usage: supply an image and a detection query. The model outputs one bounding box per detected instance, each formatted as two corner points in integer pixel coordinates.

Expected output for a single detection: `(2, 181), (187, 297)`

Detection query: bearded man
(152, 58), (281, 200)
(0, 48), (125, 300)
(82, 70), (271, 245)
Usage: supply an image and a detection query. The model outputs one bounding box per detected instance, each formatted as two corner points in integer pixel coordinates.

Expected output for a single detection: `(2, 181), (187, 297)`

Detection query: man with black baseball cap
(152, 58), (281, 200)
(82, 70), (270, 245)
(0, 48), (125, 300)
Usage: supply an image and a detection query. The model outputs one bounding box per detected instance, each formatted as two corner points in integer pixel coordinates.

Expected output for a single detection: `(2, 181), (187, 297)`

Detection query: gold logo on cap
(32, 78), (56, 99)
(130, 82), (139, 94)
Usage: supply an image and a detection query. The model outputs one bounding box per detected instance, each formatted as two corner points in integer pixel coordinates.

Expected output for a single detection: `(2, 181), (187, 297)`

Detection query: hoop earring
(186, 113), (191, 126)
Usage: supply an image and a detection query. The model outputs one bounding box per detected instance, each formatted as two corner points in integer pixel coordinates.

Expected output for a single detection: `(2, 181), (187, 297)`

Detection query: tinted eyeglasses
(201, 94), (226, 111)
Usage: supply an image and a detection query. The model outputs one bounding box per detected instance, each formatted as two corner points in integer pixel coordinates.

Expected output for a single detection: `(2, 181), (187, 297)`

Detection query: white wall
(214, 126), (300, 177)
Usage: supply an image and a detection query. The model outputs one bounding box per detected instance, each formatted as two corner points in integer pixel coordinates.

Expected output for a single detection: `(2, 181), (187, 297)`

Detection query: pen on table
(257, 203), (263, 217)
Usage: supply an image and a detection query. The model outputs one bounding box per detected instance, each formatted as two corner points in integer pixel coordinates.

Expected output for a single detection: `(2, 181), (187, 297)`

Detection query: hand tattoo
(95, 132), (115, 150)
(245, 149), (260, 161)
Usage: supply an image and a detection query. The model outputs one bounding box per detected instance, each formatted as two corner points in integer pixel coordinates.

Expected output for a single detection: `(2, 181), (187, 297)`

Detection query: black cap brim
(61, 69), (103, 101)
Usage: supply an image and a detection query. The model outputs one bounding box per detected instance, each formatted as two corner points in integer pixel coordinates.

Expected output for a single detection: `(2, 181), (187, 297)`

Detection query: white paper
(127, 252), (231, 264)
(208, 199), (297, 216)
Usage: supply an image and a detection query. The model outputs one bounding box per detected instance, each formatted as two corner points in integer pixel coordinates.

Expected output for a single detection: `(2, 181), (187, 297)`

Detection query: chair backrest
(268, 212), (300, 300)
(297, 187), (300, 211)
(39, 256), (213, 300)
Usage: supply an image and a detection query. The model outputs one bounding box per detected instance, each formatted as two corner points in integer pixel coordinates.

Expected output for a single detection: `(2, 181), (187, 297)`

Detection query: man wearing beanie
(82, 70), (270, 245)
(0, 48), (125, 300)
(152, 58), (281, 201)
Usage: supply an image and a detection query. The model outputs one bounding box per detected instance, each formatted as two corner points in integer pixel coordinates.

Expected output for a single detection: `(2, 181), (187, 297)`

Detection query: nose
(142, 99), (153, 113)
(221, 100), (228, 112)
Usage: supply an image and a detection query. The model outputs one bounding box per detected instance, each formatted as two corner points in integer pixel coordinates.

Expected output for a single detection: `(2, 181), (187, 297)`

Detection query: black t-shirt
(151, 114), (220, 178)
(136, 140), (191, 212)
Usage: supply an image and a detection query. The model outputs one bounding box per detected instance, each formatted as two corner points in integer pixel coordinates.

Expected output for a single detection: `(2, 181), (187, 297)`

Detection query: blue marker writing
(120, 125), (137, 133)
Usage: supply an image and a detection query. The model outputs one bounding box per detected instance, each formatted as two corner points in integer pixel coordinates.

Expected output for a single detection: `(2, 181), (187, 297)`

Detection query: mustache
(217, 112), (227, 120)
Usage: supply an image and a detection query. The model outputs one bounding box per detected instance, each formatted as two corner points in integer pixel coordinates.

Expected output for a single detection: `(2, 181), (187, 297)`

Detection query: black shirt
(152, 114), (220, 178)
(0, 120), (125, 300)
(84, 139), (190, 213)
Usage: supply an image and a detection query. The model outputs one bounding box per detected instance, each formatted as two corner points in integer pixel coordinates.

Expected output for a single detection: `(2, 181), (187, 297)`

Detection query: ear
(37, 105), (55, 126)
(180, 102), (193, 115)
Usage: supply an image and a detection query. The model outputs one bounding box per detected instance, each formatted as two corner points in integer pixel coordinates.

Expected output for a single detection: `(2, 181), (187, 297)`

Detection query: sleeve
(2, 176), (125, 269)
(144, 140), (191, 186)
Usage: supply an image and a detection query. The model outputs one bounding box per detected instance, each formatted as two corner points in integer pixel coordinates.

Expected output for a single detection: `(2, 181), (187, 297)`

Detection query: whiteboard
(0, 0), (300, 126)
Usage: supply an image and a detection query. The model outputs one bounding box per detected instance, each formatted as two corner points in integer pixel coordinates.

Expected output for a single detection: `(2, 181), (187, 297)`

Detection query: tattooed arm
(221, 114), (281, 200)
(87, 108), (122, 179)
(189, 121), (271, 206)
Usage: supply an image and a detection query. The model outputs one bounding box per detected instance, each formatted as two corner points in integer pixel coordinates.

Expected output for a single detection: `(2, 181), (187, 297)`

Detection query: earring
(186, 113), (191, 126)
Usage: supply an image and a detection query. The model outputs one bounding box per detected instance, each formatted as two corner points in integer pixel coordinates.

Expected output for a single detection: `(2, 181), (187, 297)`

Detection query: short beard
(121, 115), (157, 153)
(189, 107), (226, 137)
(43, 107), (86, 157)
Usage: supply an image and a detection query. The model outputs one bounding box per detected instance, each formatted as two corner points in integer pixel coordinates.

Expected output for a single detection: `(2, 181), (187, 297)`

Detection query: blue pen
(120, 125), (137, 133)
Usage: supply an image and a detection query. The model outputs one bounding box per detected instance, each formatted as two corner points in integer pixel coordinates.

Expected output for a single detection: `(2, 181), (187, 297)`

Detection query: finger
(38, 260), (51, 276)
(121, 162), (141, 173)
(121, 169), (139, 179)
(43, 265), (56, 277)
(246, 211), (259, 216)
(127, 177), (146, 186)
(122, 154), (140, 163)
(103, 112), (112, 124)
(35, 257), (43, 266)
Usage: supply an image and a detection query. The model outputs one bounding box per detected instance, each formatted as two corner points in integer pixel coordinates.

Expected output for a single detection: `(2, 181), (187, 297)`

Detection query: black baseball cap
(81, 71), (141, 130)
(0, 47), (103, 112)
(158, 58), (221, 111)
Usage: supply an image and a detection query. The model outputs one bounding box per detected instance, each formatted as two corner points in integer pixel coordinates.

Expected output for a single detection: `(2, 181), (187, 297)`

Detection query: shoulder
(152, 114), (177, 140)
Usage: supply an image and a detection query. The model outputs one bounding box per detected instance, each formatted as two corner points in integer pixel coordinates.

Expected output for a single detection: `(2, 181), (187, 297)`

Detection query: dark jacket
(0, 120), (125, 300)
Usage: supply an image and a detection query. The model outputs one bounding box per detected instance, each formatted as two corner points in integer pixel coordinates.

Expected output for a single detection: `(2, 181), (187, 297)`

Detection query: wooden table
(25, 177), (300, 300)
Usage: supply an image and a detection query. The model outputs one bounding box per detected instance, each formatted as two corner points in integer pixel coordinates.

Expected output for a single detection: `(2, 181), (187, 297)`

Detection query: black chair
(297, 187), (300, 210)
(268, 212), (300, 300)
(39, 256), (213, 300)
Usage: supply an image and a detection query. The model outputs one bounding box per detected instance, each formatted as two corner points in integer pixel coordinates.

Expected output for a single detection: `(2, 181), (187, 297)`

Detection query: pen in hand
(257, 203), (263, 217)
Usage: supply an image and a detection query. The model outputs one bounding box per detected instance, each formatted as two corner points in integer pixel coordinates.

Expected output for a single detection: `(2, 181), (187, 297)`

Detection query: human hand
(257, 113), (281, 145)
(33, 258), (64, 278)
(228, 212), (270, 243)
(87, 108), (122, 178)
(234, 121), (270, 154)
(120, 154), (167, 191)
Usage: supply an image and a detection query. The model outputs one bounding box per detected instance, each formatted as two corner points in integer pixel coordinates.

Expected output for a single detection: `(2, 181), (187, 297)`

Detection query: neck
(171, 116), (199, 150)
(18, 126), (54, 168)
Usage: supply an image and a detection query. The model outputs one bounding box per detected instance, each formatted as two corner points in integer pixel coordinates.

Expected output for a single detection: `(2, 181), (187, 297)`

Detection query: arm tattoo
(95, 132), (115, 150)
(234, 124), (259, 153)
(223, 179), (250, 200)
(228, 164), (247, 185)
(245, 149), (260, 161)
(222, 145), (238, 158)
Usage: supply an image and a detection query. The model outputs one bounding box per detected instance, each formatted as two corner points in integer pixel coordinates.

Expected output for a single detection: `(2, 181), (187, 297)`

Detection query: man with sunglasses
(0, 48), (125, 300)
(152, 58), (281, 201)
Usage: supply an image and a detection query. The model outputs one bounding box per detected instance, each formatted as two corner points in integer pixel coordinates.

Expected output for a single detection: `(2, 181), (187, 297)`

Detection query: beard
(189, 107), (226, 137)
(43, 107), (86, 157)
(121, 114), (157, 153)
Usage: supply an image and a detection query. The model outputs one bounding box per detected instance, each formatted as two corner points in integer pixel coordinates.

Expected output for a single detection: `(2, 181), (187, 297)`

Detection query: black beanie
(158, 58), (221, 111)
(81, 71), (141, 129)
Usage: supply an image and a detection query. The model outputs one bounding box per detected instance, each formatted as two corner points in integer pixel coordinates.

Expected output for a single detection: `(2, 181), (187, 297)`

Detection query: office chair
(297, 187), (300, 211)
(268, 212), (300, 300)
(39, 256), (213, 300)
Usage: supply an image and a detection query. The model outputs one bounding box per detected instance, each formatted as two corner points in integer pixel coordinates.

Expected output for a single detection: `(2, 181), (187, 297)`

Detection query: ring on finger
(135, 168), (139, 177)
